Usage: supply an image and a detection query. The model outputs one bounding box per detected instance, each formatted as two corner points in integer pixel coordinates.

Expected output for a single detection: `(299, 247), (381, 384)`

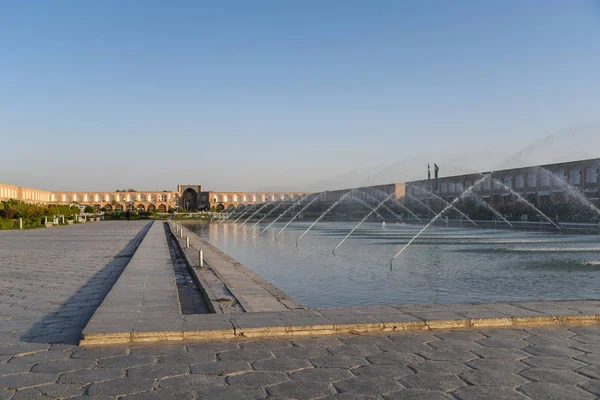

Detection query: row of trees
(0, 200), (80, 229)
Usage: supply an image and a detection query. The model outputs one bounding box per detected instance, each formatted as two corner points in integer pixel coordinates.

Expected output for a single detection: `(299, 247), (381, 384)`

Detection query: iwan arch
(0, 182), (310, 212)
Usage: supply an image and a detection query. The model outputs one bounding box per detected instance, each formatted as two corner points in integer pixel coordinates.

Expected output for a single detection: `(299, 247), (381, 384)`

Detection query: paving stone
(579, 379), (600, 395)
(522, 345), (583, 357)
(217, 348), (273, 362)
(322, 394), (380, 400)
(227, 371), (289, 386)
(521, 356), (588, 370)
(520, 367), (589, 385)
(97, 355), (155, 368)
(128, 344), (187, 356)
(366, 352), (423, 365)
(127, 364), (189, 380)
(156, 352), (215, 365)
(434, 331), (486, 342)
(310, 356), (368, 368)
(290, 368), (353, 382)
(572, 335), (600, 344)
(239, 339), (292, 349)
(58, 368), (123, 384)
(291, 337), (343, 348)
(468, 358), (527, 373)
(267, 381), (333, 399)
(252, 358), (311, 372)
(0, 372), (57, 390)
(398, 373), (466, 392)
(470, 347), (529, 359)
(0, 390), (12, 400)
(120, 388), (195, 399)
(190, 360), (251, 375)
(410, 360), (472, 375)
(577, 364), (600, 379)
(328, 345), (381, 357)
(476, 337), (528, 349)
(385, 389), (454, 400)
(351, 364), (413, 378)
(0, 363), (33, 376)
(186, 341), (240, 354)
(334, 377), (402, 395)
(71, 347), (128, 360)
(157, 374), (225, 391)
(417, 348), (478, 362)
(574, 352), (600, 365)
(31, 358), (96, 373)
(87, 377), (155, 397)
(460, 369), (528, 387)
(10, 388), (53, 399)
(517, 382), (595, 400)
(453, 386), (529, 400)
(272, 346), (328, 359)
(36, 383), (85, 398)
(428, 340), (482, 351)
(195, 385), (266, 400)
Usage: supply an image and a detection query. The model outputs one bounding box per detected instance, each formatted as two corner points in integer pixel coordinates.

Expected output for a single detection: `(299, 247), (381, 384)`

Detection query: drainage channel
(163, 223), (211, 314)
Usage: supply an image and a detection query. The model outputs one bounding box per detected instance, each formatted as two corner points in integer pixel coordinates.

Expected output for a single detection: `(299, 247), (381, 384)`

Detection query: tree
(84, 205), (95, 213)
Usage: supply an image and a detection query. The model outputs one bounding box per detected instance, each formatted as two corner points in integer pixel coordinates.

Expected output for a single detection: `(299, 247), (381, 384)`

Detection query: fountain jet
(370, 189), (423, 223)
(541, 168), (600, 218)
(296, 190), (354, 246)
(249, 202), (285, 231)
(260, 195), (308, 235)
(332, 192), (396, 254)
(228, 204), (257, 224)
(275, 191), (328, 239)
(359, 191), (405, 223)
(476, 196), (514, 228)
(390, 174), (491, 267)
(490, 178), (560, 229)
(349, 195), (385, 221)
(239, 202), (274, 227)
(405, 194), (444, 224)
(413, 186), (477, 226)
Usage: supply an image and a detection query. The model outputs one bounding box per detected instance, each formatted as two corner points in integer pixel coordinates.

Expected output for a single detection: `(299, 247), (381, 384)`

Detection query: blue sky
(1, 1), (599, 191)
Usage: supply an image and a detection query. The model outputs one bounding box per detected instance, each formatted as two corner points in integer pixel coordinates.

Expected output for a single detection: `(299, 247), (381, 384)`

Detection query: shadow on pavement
(21, 222), (153, 345)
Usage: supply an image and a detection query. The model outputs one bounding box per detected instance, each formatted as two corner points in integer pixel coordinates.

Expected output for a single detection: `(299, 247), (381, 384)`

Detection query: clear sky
(1, 1), (599, 192)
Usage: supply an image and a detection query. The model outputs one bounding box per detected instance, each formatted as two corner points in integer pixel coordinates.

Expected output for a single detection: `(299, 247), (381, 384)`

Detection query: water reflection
(184, 222), (600, 308)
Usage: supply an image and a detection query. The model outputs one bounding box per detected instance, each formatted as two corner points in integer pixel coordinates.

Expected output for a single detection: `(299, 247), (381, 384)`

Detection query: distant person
(126, 210), (131, 221)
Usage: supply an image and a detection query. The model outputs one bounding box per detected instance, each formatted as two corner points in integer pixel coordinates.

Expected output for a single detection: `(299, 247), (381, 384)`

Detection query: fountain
(275, 191), (328, 239)
(260, 195), (308, 235)
(349, 195), (385, 221)
(405, 194), (445, 224)
(227, 203), (257, 224)
(370, 189), (423, 223)
(359, 191), (406, 223)
(332, 191), (396, 254)
(541, 167), (600, 218)
(296, 190), (355, 246)
(239, 202), (274, 227)
(249, 202), (284, 231)
(389, 174), (491, 267)
(413, 186), (478, 226)
(476, 196), (514, 228)
(490, 178), (560, 229)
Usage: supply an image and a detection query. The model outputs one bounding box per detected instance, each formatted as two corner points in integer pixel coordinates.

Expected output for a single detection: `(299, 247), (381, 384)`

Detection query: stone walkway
(2, 223), (600, 399)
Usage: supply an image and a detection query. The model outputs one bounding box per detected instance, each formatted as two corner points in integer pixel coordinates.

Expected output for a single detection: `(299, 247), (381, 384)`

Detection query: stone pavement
(2, 223), (600, 399)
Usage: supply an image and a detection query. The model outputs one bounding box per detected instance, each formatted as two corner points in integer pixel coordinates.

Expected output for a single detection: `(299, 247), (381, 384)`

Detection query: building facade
(405, 158), (600, 213)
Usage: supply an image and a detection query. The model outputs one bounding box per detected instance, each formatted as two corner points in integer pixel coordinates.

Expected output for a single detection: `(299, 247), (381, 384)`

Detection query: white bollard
(199, 249), (204, 267)
(180, 229), (183, 239)
(19, 218), (23, 230)
(186, 236), (190, 248)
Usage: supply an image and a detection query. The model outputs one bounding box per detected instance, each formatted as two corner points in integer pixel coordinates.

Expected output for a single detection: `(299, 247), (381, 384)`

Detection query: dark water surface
(184, 222), (600, 308)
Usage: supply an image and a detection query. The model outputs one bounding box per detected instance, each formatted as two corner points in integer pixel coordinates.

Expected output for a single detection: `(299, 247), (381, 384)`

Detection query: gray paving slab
(4, 222), (600, 398)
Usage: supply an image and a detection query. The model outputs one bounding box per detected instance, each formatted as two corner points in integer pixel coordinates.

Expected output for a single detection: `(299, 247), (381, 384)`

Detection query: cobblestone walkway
(2, 224), (600, 399)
